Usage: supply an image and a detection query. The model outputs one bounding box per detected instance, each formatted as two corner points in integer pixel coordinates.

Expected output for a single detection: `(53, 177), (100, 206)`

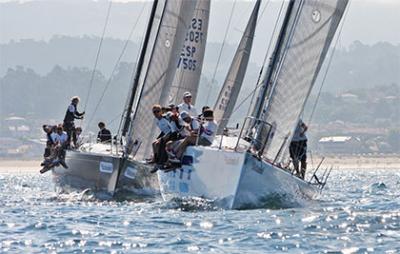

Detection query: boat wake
(162, 192), (312, 211)
(236, 193), (307, 210)
(54, 184), (159, 203)
(113, 189), (157, 203)
(49, 188), (99, 202)
(164, 197), (221, 212)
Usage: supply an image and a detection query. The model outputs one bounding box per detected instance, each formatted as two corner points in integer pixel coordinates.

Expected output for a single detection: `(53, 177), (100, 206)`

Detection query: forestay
(260, 0), (348, 162)
(214, 0), (260, 134)
(129, 0), (196, 160)
(168, 0), (210, 106)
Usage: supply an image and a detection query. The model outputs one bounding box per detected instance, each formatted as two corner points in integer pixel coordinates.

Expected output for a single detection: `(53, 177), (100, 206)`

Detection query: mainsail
(259, 0), (348, 162)
(168, 0), (210, 105)
(129, 0), (197, 160)
(213, 0), (260, 134)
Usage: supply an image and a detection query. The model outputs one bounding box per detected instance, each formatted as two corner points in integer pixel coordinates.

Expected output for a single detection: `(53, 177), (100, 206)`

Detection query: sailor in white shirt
(51, 125), (69, 169)
(50, 131), (58, 144)
(178, 111), (200, 138)
(164, 110), (182, 134)
(172, 109), (216, 161)
(150, 104), (175, 164)
(200, 113), (217, 145)
(178, 91), (198, 117)
(156, 116), (173, 136)
(54, 126), (69, 145)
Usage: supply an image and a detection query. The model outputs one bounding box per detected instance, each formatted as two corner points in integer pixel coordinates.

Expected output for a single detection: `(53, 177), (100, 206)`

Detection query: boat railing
(78, 133), (122, 156)
(234, 116), (273, 156)
(215, 125), (241, 150)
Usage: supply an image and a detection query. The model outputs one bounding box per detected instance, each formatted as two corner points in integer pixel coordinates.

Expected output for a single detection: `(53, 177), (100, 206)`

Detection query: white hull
(158, 146), (318, 209)
(52, 145), (159, 196)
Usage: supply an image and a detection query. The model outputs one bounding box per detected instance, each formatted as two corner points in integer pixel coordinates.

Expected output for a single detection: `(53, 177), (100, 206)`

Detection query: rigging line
(218, 0), (271, 114)
(307, 0), (351, 125)
(205, 0), (237, 105)
(82, 1), (113, 115)
(115, 65), (136, 137)
(116, 67), (137, 137)
(116, 38), (145, 139)
(85, 2), (148, 130)
(245, 0), (286, 117)
(107, 112), (124, 127)
(231, 0), (286, 116)
(257, 0), (271, 23)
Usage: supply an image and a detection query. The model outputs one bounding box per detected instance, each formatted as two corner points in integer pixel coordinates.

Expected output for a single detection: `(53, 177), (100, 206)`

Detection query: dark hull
(52, 150), (159, 196)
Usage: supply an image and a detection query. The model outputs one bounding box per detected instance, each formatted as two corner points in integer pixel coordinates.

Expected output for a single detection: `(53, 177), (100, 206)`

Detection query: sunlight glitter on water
(0, 169), (399, 253)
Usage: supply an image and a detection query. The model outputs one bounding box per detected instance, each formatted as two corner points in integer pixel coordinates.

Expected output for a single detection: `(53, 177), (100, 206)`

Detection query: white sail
(168, 0), (210, 106)
(213, 0), (260, 134)
(260, 0), (349, 162)
(129, 0), (197, 160)
(156, 0), (348, 209)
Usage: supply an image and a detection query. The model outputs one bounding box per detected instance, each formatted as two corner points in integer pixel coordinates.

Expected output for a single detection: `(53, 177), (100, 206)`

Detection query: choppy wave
(0, 168), (400, 253)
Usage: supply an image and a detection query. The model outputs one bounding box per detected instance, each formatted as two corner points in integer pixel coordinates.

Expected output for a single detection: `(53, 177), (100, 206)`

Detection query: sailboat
(51, 0), (210, 196)
(158, 0), (349, 209)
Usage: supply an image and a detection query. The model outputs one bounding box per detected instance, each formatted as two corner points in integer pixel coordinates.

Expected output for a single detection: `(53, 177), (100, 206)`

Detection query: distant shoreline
(0, 155), (399, 173)
(311, 155), (400, 170)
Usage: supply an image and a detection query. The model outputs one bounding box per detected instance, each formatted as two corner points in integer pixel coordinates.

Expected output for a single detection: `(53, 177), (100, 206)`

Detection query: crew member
(178, 111), (200, 138)
(150, 104), (175, 164)
(171, 109), (217, 162)
(198, 105), (210, 121)
(178, 91), (197, 117)
(40, 124), (68, 172)
(97, 122), (112, 143)
(289, 119), (308, 179)
(63, 96), (85, 148)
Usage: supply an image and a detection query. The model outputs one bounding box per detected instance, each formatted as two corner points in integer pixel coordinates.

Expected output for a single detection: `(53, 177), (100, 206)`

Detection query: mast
(258, 0), (349, 162)
(251, 0), (295, 120)
(121, 0), (159, 137)
(128, 0), (197, 160)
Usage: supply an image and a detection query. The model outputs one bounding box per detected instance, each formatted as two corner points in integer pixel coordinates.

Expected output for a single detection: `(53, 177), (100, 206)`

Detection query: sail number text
(177, 18), (204, 71)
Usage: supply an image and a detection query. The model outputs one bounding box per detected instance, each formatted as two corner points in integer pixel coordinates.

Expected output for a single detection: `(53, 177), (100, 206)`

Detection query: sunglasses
(153, 110), (161, 113)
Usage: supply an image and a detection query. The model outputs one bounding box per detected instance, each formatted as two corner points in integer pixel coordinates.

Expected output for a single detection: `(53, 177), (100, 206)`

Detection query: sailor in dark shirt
(63, 96), (85, 148)
(97, 122), (112, 143)
(197, 105), (210, 121)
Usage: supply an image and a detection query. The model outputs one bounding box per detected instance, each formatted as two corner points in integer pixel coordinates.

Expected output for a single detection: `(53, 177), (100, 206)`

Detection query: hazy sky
(0, 0), (400, 45)
(1, 0), (399, 73)
(1, 0), (400, 46)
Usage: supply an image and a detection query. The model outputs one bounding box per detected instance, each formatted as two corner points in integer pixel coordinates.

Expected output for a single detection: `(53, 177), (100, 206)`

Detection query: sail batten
(213, 0), (260, 134)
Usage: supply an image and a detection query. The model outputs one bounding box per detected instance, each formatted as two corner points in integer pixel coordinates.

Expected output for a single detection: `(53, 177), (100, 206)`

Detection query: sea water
(0, 168), (399, 253)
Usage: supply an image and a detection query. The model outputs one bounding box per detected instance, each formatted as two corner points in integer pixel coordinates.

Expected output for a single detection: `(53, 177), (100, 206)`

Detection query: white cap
(180, 111), (190, 119)
(183, 91), (192, 98)
(71, 96), (80, 102)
